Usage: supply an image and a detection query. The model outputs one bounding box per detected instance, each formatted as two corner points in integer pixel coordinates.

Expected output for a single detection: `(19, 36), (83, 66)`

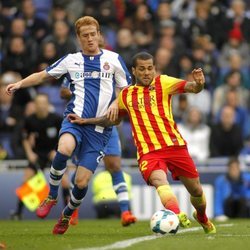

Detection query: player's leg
(61, 171), (70, 206)
(104, 127), (136, 226)
(149, 169), (181, 214)
(139, 153), (191, 228)
(53, 165), (91, 234)
(10, 166), (36, 219)
(179, 176), (216, 233)
(104, 155), (137, 226)
(53, 130), (109, 234)
(36, 133), (75, 218)
(68, 169), (79, 225)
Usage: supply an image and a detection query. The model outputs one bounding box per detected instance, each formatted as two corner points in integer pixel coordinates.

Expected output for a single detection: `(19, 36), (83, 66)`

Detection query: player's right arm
(67, 113), (121, 127)
(68, 88), (128, 127)
(5, 70), (52, 95)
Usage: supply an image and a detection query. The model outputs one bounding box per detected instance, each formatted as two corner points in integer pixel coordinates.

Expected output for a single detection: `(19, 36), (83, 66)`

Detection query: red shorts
(138, 146), (199, 184)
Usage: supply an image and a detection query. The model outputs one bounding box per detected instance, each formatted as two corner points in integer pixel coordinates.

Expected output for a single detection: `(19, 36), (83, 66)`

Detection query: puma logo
(75, 62), (82, 67)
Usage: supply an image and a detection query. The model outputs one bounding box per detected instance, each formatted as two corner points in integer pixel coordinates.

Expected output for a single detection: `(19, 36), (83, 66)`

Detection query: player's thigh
(104, 155), (121, 173)
(178, 176), (203, 196)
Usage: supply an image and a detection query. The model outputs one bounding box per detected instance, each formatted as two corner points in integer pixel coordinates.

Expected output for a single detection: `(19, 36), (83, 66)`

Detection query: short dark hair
(132, 52), (154, 67)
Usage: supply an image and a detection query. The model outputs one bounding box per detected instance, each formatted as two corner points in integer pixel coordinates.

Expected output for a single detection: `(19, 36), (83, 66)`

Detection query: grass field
(0, 219), (250, 250)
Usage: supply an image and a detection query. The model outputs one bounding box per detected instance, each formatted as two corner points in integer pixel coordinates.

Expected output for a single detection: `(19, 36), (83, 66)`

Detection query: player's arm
(67, 113), (122, 127)
(106, 87), (123, 122)
(5, 70), (52, 95)
(60, 87), (72, 100)
(184, 68), (205, 94)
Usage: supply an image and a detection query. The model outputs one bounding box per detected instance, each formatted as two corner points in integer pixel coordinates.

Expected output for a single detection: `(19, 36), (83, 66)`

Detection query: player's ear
(132, 67), (136, 76)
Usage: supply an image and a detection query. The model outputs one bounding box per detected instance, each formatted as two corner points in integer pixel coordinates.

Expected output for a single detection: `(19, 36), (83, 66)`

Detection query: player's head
(75, 16), (101, 55)
(132, 52), (156, 87)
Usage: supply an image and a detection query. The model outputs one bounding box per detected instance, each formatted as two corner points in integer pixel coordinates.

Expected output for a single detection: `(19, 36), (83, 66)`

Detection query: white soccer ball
(150, 209), (179, 234)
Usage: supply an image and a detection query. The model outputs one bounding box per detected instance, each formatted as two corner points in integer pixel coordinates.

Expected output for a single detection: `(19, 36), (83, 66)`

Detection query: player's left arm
(184, 68), (205, 94)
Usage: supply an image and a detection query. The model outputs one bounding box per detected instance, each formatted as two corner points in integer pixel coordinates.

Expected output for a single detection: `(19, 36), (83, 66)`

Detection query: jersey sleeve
(160, 75), (187, 95)
(46, 55), (69, 79)
(118, 89), (127, 116)
(114, 55), (132, 89)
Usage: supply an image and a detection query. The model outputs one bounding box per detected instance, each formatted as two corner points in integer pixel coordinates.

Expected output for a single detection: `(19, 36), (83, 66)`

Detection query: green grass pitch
(0, 219), (250, 250)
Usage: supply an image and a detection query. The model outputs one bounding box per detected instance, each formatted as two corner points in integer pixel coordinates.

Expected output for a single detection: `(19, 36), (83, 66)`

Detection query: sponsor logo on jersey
(75, 71), (113, 79)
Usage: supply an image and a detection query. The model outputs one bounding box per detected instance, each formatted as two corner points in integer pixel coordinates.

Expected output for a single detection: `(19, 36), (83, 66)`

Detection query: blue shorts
(59, 119), (111, 172)
(103, 126), (121, 156)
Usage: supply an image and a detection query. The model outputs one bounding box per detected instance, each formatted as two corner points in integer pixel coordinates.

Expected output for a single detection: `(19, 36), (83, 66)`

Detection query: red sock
(190, 193), (208, 223)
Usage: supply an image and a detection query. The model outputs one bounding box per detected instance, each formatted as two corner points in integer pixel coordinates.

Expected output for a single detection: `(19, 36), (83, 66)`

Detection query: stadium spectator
(42, 20), (78, 58)
(36, 41), (59, 71)
(177, 106), (211, 162)
(226, 0), (250, 43)
(0, 72), (23, 158)
(218, 26), (250, 69)
(172, 94), (190, 124)
(154, 47), (179, 77)
(2, 36), (34, 77)
(212, 69), (249, 116)
(10, 93), (71, 220)
(210, 105), (244, 157)
(214, 157), (250, 221)
(122, 3), (154, 51)
(115, 28), (138, 70)
(183, 72), (212, 120)
(18, 0), (49, 43)
(92, 169), (132, 219)
(5, 16), (135, 235)
(215, 89), (250, 139)
(68, 52), (216, 234)
(217, 51), (250, 89)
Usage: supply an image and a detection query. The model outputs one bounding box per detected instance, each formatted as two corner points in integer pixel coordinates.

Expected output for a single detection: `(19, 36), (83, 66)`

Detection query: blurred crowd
(1, 0), (250, 161)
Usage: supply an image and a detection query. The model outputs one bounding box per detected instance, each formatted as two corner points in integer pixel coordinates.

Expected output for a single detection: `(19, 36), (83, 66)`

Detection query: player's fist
(192, 68), (205, 85)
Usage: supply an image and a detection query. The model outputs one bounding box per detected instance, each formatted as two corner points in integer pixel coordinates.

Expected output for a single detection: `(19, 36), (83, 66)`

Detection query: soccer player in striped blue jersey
(5, 16), (134, 234)
(60, 79), (136, 226)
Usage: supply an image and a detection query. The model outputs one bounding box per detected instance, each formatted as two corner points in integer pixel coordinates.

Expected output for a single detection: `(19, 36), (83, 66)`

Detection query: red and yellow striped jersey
(118, 75), (187, 159)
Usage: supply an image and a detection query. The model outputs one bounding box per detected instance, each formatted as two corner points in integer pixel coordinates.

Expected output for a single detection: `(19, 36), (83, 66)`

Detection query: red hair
(75, 16), (100, 35)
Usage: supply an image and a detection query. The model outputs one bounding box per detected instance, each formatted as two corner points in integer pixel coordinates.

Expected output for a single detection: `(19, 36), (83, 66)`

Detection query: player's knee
(75, 175), (90, 189)
(190, 185), (203, 197)
(107, 163), (121, 173)
(57, 146), (73, 157)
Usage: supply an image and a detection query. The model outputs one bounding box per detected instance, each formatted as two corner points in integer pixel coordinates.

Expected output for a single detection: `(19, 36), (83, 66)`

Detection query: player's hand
(67, 113), (86, 125)
(107, 99), (119, 122)
(5, 81), (22, 95)
(192, 68), (205, 86)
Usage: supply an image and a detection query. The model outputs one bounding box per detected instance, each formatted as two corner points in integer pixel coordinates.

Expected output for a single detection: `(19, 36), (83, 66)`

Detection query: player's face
(132, 59), (156, 87)
(77, 25), (101, 55)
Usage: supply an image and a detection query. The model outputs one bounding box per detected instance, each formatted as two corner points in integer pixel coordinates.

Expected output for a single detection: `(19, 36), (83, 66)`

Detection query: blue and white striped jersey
(46, 49), (131, 119)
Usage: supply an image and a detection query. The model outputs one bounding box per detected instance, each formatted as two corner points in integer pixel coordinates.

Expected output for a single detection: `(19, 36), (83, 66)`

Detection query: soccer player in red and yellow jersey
(68, 52), (216, 234)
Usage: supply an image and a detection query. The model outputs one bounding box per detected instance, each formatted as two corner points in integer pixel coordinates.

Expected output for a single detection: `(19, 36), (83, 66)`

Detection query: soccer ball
(150, 209), (179, 234)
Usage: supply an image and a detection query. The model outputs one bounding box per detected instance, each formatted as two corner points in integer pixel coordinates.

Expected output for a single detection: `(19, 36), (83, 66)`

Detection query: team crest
(103, 62), (110, 70)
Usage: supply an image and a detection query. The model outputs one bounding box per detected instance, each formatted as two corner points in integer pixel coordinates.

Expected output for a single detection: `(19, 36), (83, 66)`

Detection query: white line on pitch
(74, 224), (233, 250)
